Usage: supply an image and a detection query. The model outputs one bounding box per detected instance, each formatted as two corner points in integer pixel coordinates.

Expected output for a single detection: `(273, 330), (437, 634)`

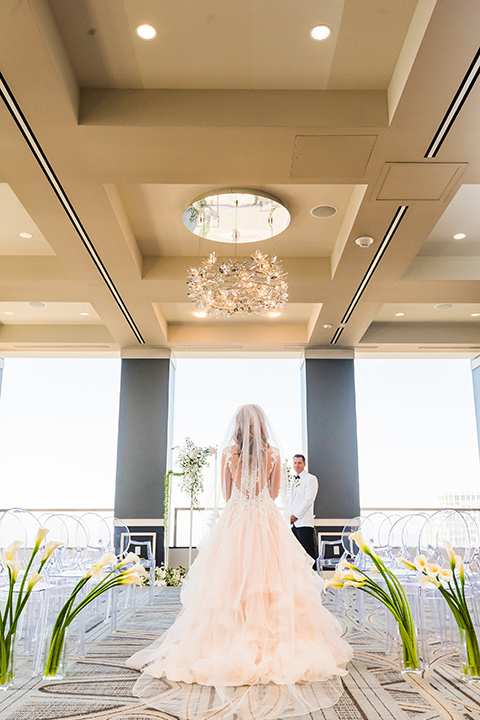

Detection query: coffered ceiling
(0, 0), (479, 357)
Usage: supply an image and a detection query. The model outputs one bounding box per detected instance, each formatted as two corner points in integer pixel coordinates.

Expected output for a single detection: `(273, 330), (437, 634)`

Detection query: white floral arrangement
(175, 437), (215, 509)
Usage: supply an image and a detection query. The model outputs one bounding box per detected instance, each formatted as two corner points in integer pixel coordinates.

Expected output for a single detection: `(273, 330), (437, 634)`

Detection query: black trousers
(291, 525), (318, 567)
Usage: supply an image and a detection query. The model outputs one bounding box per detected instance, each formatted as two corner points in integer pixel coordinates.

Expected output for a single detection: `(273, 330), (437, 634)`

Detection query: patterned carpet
(1, 587), (480, 720)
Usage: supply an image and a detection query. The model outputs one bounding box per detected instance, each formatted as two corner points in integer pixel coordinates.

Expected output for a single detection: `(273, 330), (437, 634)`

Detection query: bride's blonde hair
(233, 404), (269, 456)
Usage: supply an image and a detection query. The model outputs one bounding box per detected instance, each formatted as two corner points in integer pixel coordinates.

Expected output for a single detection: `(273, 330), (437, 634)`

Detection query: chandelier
(184, 190), (289, 317)
(186, 251), (288, 317)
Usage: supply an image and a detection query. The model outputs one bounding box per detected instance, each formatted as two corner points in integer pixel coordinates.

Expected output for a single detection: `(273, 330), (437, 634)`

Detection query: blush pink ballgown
(127, 446), (353, 719)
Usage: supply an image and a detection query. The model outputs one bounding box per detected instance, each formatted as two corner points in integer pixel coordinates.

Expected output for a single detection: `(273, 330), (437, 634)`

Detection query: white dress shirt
(289, 469), (318, 528)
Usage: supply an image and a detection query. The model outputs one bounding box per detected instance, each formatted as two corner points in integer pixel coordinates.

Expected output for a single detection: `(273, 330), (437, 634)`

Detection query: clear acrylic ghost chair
(0, 508), (50, 674)
(39, 513), (92, 661)
(337, 516), (367, 628)
(103, 517), (132, 631)
(128, 539), (156, 605)
(79, 512), (112, 565)
(383, 513), (430, 659)
(418, 509), (478, 651)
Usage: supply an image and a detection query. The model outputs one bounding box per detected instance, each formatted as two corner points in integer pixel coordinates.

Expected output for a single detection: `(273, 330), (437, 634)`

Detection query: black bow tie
(294, 475), (300, 480)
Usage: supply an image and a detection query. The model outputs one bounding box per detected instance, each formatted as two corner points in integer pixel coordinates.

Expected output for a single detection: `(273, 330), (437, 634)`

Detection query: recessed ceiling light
(4, 311), (13, 315)
(471, 313), (480, 317)
(453, 233), (466, 240)
(395, 312), (405, 317)
(193, 311), (207, 318)
(310, 205), (337, 218)
(323, 323), (333, 329)
(28, 301), (46, 308)
(355, 236), (374, 248)
(310, 25), (332, 41)
(136, 24), (157, 40)
(268, 312), (281, 318)
(19, 232), (32, 238)
(80, 312), (90, 316)
(434, 303), (454, 310)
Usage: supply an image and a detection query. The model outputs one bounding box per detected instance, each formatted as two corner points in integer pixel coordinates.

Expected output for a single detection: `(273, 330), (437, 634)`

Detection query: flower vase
(43, 626), (69, 680)
(0, 637), (15, 690)
(460, 626), (480, 684)
(397, 625), (421, 675)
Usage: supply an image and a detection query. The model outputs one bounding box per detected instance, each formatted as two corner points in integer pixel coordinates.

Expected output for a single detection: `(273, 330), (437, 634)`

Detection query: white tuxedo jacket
(289, 469), (318, 528)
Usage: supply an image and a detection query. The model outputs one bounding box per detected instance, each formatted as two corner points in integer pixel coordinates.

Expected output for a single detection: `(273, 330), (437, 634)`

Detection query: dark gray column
(471, 359), (480, 459)
(114, 358), (174, 564)
(305, 358), (360, 521)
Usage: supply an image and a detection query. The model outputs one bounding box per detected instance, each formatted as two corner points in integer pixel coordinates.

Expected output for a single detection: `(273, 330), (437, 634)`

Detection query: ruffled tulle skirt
(127, 490), (353, 719)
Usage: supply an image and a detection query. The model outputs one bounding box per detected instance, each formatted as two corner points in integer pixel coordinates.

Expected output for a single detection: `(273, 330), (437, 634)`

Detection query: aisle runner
(0, 588), (479, 720)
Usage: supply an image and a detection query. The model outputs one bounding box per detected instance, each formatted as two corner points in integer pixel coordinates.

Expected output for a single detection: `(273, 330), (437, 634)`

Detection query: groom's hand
(290, 515), (298, 524)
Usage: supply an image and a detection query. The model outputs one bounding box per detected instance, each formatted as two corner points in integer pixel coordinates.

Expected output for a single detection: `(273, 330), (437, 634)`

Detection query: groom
(289, 454), (318, 565)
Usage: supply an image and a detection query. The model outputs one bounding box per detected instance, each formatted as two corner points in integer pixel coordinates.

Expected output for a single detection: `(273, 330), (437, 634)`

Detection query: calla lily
(349, 530), (367, 551)
(7, 560), (21, 581)
(122, 564), (148, 577)
(27, 572), (43, 589)
(324, 579), (344, 589)
(455, 554), (465, 581)
(337, 558), (353, 571)
(3, 540), (23, 563)
(396, 557), (416, 570)
(426, 563), (441, 578)
(118, 551), (142, 567)
(438, 568), (453, 583)
(414, 555), (428, 571)
(439, 540), (456, 566)
(41, 540), (64, 563)
(34, 528), (49, 547)
(121, 573), (143, 586)
(344, 579), (364, 588)
(419, 573), (437, 589)
(96, 552), (118, 567)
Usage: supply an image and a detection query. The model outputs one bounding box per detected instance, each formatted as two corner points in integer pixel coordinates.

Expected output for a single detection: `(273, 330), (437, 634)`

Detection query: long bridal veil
(127, 404), (352, 719)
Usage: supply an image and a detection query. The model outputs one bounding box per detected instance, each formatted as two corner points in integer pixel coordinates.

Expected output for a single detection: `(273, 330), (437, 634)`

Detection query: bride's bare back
(221, 444), (281, 501)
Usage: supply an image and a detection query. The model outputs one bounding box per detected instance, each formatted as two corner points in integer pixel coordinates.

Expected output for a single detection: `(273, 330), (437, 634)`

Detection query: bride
(127, 404), (353, 719)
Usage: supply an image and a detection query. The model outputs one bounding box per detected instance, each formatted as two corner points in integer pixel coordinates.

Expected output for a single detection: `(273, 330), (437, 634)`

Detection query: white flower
(118, 552), (141, 567)
(438, 568), (453, 583)
(34, 528), (49, 547)
(426, 563), (441, 578)
(2, 540), (23, 563)
(325, 579), (344, 589)
(85, 551), (118, 577)
(349, 530), (367, 551)
(419, 572), (440, 589)
(27, 571), (43, 589)
(7, 560), (21, 581)
(121, 573), (143, 586)
(123, 563), (148, 577)
(41, 541), (63, 562)
(455, 554), (465, 581)
(439, 540), (456, 564)
(97, 552), (119, 567)
(414, 555), (428, 571)
(396, 557), (416, 570)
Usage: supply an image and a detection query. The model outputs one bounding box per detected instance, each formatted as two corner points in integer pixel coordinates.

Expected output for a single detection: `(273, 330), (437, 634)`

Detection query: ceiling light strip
(331, 205), (409, 345)
(424, 47), (480, 158)
(0, 73), (145, 344)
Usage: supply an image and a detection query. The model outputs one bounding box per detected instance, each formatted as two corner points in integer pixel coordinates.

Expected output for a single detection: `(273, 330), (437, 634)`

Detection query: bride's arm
(269, 450), (281, 500)
(221, 449), (232, 501)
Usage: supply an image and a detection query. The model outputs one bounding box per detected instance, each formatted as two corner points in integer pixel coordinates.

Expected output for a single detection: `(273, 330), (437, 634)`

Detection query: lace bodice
(222, 445), (280, 503)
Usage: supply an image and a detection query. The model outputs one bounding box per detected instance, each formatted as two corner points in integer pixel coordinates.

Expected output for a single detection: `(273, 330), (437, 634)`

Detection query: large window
(171, 358), (304, 545)
(354, 360), (480, 510)
(0, 359), (121, 510)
